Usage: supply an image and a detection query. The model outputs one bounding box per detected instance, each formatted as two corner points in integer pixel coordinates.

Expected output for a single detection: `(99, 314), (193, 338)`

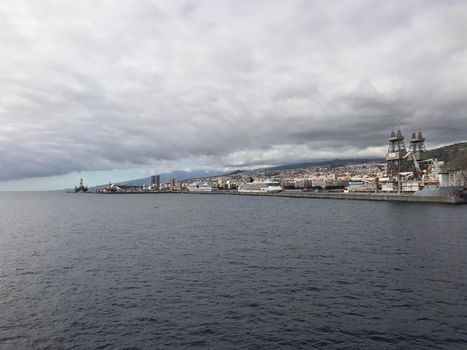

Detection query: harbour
(71, 129), (467, 206)
(187, 189), (467, 205)
(3, 2), (467, 349)
(181, 189), (467, 204)
(90, 188), (467, 204)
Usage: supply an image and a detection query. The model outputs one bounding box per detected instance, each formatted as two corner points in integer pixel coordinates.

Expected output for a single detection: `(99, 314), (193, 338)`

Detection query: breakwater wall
(182, 190), (466, 205)
(91, 190), (466, 204)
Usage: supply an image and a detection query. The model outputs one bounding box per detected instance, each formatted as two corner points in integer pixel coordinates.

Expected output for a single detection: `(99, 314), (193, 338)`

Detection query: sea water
(0, 192), (466, 349)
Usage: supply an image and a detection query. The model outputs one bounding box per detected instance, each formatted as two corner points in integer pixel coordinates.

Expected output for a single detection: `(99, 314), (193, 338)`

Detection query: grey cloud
(1, 0), (467, 180)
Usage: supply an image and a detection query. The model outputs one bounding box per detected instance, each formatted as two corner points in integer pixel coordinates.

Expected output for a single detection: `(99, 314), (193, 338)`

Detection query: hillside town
(83, 129), (466, 195)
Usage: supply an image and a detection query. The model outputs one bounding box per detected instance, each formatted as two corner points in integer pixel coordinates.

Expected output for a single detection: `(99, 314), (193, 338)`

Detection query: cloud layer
(1, 0), (467, 180)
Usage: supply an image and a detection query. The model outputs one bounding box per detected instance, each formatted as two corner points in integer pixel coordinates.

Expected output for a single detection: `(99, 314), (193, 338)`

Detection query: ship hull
(237, 182), (283, 193)
(414, 186), (463, 198)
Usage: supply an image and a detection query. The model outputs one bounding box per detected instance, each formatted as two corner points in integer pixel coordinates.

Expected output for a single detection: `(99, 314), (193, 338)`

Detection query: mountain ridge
(427, 142), (467, 172)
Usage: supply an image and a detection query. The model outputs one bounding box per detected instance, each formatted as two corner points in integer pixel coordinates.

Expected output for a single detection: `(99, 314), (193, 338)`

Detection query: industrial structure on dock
(386, 129), (428, 176)
(72, 128), (465, 201)
(74, 178), (88, 192)
(381, 129), (464, 197)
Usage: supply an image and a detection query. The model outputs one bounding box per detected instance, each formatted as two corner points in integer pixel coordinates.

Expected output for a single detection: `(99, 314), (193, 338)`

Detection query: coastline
(87, 190), (467, 205)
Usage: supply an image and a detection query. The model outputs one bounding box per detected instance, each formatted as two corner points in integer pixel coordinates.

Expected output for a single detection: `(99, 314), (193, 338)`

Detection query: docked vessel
(75, 178), (88, 192)
(413, 185), (464, 198)
(237, 181), (283, 193)
(188, 183), (212, 192)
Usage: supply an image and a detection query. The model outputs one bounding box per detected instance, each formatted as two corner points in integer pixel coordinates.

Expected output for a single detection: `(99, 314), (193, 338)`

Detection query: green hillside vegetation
(427, 142), (467, 171)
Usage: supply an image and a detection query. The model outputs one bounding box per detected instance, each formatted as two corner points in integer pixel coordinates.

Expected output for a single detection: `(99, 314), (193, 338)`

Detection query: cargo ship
(413, 185), (464, 198)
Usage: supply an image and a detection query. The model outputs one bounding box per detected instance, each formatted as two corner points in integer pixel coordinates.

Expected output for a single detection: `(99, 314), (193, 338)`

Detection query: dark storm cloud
(1, 0), (467, 180)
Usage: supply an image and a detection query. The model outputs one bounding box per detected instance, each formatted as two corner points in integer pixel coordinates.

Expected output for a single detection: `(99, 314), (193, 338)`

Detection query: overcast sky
(1, 0), (467, 190)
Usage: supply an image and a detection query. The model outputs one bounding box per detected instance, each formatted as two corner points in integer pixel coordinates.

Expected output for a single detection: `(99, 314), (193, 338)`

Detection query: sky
(1, 0), (467, 190)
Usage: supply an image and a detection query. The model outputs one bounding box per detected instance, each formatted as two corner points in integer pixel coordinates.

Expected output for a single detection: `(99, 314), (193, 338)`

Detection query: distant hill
(262, 158), (384, 171)
(222, 158), (383, 176)
(427, 142), (467, 171)
(93, 145), (467, 189)
(116, 170), (223, 186)
(214, 158), (384, 179)
(108, 158), (383, 187)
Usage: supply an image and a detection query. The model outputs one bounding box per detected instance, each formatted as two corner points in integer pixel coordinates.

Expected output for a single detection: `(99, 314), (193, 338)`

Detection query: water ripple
(0, 192), (466, 349)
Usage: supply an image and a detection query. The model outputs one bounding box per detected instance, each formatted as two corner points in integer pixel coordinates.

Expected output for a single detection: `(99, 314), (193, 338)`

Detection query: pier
(91, 190), (466, 205)
(181, 190), (466, 205)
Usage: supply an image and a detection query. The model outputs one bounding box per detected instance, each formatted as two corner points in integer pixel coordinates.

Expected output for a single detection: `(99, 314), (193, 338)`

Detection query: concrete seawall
(91, 190), (466, 204)
(181, 190), (466, 205)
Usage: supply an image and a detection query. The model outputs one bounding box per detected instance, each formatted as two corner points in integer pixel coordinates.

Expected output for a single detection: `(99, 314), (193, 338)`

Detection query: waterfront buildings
(87, 129), (465, 195)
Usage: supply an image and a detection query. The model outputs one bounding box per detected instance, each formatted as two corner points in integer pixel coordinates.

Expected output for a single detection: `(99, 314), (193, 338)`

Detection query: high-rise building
(150, 175), (160, 190)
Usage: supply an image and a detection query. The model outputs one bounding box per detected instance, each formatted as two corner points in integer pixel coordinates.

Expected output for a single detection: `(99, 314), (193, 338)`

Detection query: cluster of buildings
(190, 162), (385, 192)
(182, 129), (465, 194)
(88, 129), (465, 194)
(99, 175), (181, 193)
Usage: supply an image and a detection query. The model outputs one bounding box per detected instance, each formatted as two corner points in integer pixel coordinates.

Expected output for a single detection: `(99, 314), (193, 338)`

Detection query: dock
(89, 189), (466, 204)
(181, 190), (467, 205)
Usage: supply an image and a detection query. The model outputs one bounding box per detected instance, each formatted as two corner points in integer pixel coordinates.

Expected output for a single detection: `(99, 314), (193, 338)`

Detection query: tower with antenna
(386, 129), (409, 176)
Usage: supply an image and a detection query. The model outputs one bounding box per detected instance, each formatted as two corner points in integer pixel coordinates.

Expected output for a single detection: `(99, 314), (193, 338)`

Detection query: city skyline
(2, 0), (467, 190)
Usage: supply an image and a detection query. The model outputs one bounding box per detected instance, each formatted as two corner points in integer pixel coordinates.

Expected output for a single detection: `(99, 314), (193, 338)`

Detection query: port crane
(402, 150), (425, 181)
(403, 151), (420, 171)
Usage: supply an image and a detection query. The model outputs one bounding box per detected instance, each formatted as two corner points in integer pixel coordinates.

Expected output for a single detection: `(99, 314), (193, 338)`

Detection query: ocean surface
(0, 191), (466, 349)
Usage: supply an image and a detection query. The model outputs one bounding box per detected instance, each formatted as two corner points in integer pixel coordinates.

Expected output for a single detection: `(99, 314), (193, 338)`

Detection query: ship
(188, 183), (212, 192)
(413, 185), (464, 198)
(237, 180), (283, 193)
(74, 178), (88, 192)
